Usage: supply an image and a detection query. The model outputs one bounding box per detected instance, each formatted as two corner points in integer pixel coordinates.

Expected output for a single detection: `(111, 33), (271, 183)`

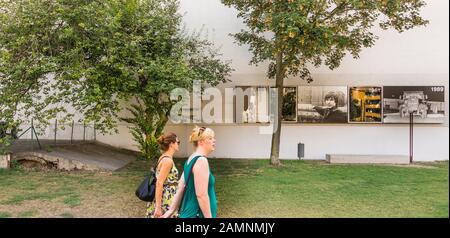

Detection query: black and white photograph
(297, 86), (348, 123)
(282, 87), (298, 122)
(349, 87), (383, 123)
(383, 86), (446, 124)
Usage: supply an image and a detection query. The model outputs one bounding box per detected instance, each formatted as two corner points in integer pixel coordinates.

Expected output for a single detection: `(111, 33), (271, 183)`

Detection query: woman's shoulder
(188, 154), (207, 161)
(197, 155), (208, 161)
(186, 155), (207, 167)
(193, 155), (208, 163)
(192, 156), (209, 170)
(159, 155), (174, 166)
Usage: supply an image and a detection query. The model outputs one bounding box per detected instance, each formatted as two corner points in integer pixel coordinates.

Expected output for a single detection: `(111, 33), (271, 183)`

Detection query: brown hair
(157, 133), (178, 151)
(189, 126), (215, 147)
(325, 91), (346, 108)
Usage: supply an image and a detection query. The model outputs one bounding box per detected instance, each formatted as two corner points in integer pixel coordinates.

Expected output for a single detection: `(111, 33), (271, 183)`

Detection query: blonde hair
(189, 126), (215, 146)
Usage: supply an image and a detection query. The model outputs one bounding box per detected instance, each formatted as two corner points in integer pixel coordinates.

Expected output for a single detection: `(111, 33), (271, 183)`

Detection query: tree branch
(322, 1), (349, 22)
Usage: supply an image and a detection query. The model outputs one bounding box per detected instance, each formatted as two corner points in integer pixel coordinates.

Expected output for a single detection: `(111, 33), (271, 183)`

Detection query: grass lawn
(0, 158), (448, 218)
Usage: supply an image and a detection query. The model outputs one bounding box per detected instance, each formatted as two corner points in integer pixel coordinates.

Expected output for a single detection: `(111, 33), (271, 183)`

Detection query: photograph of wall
(383, 86), (446, 124)
(349, 87), (383, 123)
(297, 86), (348, 123)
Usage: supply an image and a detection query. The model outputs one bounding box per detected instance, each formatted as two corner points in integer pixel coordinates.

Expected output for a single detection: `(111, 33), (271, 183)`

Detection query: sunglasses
(198, 127), (206, 137)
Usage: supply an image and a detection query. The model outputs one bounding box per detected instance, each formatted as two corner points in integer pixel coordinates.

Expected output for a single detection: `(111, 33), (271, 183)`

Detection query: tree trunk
(270, 52), (284, 166)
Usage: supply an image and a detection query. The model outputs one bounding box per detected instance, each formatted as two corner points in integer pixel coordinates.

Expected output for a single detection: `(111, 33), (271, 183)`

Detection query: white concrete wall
(162, 124), (449, 161)
(97, 0), (449, 161)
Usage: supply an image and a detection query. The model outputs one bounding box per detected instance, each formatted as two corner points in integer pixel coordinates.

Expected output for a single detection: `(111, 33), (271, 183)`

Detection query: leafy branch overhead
(222, 0), (429, 82)
(0, 0), (232, 159)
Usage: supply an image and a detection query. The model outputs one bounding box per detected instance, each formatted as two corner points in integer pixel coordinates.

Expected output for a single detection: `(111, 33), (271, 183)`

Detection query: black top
(314, 106), (347, 123)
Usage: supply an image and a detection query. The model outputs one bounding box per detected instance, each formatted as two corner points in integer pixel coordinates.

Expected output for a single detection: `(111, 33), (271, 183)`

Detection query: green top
(179, 155), (217, 218)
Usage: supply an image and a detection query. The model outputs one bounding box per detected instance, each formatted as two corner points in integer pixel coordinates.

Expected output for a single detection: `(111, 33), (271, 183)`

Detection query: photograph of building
(349, 87), (383, 123)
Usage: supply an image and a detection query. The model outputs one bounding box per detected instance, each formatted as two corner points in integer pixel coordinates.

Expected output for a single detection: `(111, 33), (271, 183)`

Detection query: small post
(0, 154), (10, 169)
(71, 121), (74, 144)
(54, 119), (58, 146)
(409, 113), (414, 164)
(94, 123), (96, 141)
(31, 119), (34, 150)
(17, 127), (31, 140)
(83, 122), (86, 142)
(33, 126), (42, 150)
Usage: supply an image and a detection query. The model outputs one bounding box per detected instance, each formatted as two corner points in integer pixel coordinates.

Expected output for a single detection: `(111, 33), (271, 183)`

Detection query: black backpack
(135, 156), (168, 202)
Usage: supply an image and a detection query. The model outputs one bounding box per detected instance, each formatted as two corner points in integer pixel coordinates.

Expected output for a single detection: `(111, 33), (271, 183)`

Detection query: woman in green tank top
(162, 126), (218, 218)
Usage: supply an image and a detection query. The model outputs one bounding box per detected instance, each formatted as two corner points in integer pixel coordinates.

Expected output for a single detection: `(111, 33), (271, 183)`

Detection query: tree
(0, 0), (232, 160)
(221, 0), (429, 166)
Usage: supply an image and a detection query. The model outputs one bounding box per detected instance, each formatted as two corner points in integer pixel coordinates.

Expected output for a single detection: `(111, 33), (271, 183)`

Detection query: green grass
(0, 158), (448, 218)
(211, 160), (449, 217)
(17, 210), (38, 218)
(2, 188), (78, 205)
(60, 212), (75, 218)
(63, 195), (81, 207)
(0, 212), (12, 218)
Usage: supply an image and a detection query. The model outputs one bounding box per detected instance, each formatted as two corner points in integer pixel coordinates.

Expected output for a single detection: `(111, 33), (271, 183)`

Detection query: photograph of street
(383, 86), (446, 123)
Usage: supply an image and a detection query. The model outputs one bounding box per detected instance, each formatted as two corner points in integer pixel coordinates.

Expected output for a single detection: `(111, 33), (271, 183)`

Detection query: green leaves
(222, 0), (428, 82)
(1, 0), (232, 160)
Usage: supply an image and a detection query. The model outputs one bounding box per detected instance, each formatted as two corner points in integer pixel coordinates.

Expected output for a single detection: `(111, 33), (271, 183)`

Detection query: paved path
(10, 140), (137, 171)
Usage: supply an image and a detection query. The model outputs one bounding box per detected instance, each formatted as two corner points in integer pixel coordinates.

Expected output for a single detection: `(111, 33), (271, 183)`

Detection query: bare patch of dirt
(0, 193), (146, 218)
(0, 201), (69, 218)
(16, 160), (58, 172)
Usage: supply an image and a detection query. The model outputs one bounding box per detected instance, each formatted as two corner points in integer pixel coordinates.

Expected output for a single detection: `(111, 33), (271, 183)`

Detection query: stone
(12, 152), (104, 171)
(0, 154), (11, 169)
(326, 154), (410, 165)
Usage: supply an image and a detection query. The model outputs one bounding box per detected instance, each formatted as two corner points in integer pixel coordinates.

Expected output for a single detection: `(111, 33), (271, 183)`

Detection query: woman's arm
(193, 158), (212, 218)
(154, 158), (173, 217)
(313, 106), (327, 116)
(161, 173), (185, 218)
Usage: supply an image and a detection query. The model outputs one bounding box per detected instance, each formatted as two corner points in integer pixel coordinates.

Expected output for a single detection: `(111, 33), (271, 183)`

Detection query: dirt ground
(0, 161), (151, 218)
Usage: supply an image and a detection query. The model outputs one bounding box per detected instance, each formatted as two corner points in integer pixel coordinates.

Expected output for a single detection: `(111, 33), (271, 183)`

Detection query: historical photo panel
(383, 86), (446, 124)
(349, 87), (383, 123)
(298, 86), (348, 123)
(235, 86), (270, 123)
(282, 87), (298, 122)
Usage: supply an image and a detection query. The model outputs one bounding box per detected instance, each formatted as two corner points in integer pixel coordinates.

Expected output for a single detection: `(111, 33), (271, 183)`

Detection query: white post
(0, 154), (11, 169)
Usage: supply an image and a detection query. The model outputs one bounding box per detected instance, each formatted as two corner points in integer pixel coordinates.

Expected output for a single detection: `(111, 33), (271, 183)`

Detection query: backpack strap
(153, 155), (171, 174)
(184, 155), (203, 188)
(179, 155), (203, 212)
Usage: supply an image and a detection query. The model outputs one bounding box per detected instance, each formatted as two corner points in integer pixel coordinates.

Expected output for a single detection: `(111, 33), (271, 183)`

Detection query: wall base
(326, 154), (410, 164)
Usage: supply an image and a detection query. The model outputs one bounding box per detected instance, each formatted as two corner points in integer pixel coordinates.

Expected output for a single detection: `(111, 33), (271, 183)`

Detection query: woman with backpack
(145, 133), (180, 218)
(162, 126), (218, 218)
